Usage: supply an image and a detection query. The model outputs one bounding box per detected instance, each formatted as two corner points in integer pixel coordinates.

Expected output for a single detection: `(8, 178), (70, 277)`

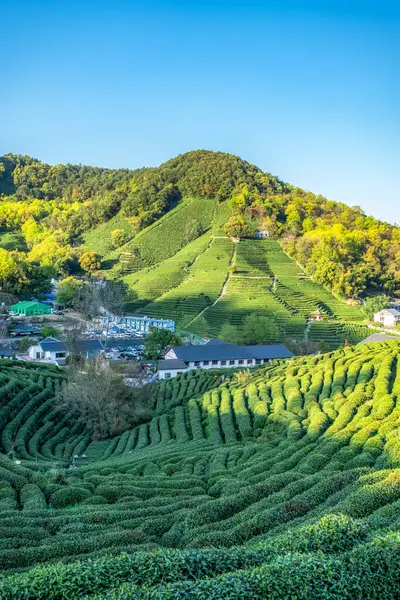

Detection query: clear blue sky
(2, 0), (399, 223)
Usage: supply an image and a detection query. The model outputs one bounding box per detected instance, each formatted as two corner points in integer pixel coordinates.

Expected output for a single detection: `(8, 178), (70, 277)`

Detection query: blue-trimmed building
(101, 314), (175, 333)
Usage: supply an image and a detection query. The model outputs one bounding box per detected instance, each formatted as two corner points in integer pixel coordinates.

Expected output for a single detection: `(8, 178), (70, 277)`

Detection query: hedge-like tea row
(0, 344), (400, 598)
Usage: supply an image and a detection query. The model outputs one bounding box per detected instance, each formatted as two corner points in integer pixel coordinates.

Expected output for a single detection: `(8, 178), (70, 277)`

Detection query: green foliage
(56, 276), (87, 307)
(1, 151), (400, 300)
(362, 295), (391, 319)
(241, 313), (281, 344)
(50, 486), (92, 508)
(144, 328), (182, 360)
(111, 228), (128, 249)
(78, 251), (101, 272)
(40, 326), (62, 339)
(224, 214), (250, 238)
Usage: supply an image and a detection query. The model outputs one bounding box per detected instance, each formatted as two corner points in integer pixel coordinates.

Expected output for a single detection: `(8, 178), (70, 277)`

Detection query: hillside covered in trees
(0, 150), (399, 302)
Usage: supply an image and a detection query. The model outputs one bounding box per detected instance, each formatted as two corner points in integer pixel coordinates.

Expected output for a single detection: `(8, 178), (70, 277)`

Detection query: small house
(27, 337), (104, 365)
(0, 347), (13, 359)
(255, 229), (270, 239)
(10, 324), (41, 337)
(311, 310), (324, 322)
(373, 309), (400, 328)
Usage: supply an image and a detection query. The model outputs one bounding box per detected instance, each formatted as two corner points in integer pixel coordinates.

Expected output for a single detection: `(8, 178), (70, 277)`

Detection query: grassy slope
(103, 197), (217, 268)
(122, 226), (366, 345)
(2, 343), (400, 597)
(0, 228), (27, 251)
(82, 215), (134, 256)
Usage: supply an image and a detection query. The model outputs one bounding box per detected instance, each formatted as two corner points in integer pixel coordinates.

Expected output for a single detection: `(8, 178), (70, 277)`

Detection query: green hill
(1, 150), (400, 306)
(1, 342), (400, 596)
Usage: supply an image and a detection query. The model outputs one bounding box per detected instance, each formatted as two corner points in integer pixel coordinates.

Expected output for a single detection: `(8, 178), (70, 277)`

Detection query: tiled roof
(359, 334), (400, 344)
(171, 342), (293, 362)
(39, 338), (104, 353)
(376, 309), (400, 316)
(158, 359), (188, 370)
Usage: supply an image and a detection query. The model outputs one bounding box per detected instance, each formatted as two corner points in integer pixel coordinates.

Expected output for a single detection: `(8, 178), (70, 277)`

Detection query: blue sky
(2, 0), (399, 223)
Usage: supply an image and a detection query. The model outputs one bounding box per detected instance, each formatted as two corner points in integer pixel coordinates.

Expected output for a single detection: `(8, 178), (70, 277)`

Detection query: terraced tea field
(152, 238), (365, 345)
(87, 195), (365, 348)
(2, 341), (400, 597)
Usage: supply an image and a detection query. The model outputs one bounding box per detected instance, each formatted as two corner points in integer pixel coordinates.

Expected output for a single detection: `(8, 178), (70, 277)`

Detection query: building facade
(27, 337), (104, 365)
(158, 359), (188, 379)
(159, 339), (293, 379)
(374, 309), (400, 328)
(11, 301), (52, 316)
(100, 314), (175, 333)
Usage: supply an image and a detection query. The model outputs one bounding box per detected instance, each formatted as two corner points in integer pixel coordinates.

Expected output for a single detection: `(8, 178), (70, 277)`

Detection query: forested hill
(0, 150), (399, 299)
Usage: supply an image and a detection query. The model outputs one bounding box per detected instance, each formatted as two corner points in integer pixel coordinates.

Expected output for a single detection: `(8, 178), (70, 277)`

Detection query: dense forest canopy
(0, 150), (399, 299)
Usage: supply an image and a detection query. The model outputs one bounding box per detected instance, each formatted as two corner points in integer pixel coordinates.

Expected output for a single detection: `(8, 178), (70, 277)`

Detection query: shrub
(50, 486), (92, 509)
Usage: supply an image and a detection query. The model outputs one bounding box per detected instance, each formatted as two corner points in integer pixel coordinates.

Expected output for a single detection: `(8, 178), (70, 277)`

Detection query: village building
(159, 339), (293, 379)
(11, 301), (52, 317)
(373, 309), (400, 328)
(158, 359), (188, 380)
(0, 347), (13, 359)
(10, 324), (41, 337)
(100, 314), (175, 333)
(255, 229), (270, 239)
(26, 337), (104, 365)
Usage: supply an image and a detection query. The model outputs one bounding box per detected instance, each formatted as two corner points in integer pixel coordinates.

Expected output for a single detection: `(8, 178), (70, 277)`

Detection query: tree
(241, 313), (281, 344)
(56, 359), (152, 439)
(111, 229), (127, 249)
(0, 249), (25, 292)
(41, 326), (62, 339)
(224, 215), (250, 238)
(144, 327), (182, 360)
(219, 322), (239, 344)
(362, 295), (391, 320)
(79, 252), (101, 273)
(14, 336), (32, 352)
(74, 278), (136, 322)
(56, 276), (87, 307)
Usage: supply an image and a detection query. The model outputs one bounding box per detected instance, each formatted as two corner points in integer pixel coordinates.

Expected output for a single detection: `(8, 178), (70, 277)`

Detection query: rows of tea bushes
(122, 233), (211, 307)
(262, 239), (364, 322)
(142, 237), (234, 327)
(308, 321), (373, 348)
(191, 239), (364, 344)
(106, 198), (217, 268)
(1, 342), (400, 597)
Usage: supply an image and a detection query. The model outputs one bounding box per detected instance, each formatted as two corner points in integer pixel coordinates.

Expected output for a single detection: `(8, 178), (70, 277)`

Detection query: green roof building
(11, 301), (52, 316)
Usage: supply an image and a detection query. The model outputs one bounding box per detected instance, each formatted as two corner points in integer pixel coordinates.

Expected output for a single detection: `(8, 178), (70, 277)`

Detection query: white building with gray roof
(159, 339), (293, 379)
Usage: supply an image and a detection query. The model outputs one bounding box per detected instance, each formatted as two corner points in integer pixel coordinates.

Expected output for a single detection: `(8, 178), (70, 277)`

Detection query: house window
(255, 359), (261, 365)
(36, 352), (41, 359)
(221, 360), (226, 366)
(164, 373), (171, 379)
(247, 359), (253, 365)
(177, 371), (183, 375)
(212, 360), (218, 365)
(203, 361), (209, 366)
(55, 352), (66, 358)
(229, 360), (235, 365)
(238, 359), (244, 365)
(195, 361), (201, 367)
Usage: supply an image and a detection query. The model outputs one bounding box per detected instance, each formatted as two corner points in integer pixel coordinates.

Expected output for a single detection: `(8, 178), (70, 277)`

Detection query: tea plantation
(124, 225), (366, 346)
(2, 341), (400, 597)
